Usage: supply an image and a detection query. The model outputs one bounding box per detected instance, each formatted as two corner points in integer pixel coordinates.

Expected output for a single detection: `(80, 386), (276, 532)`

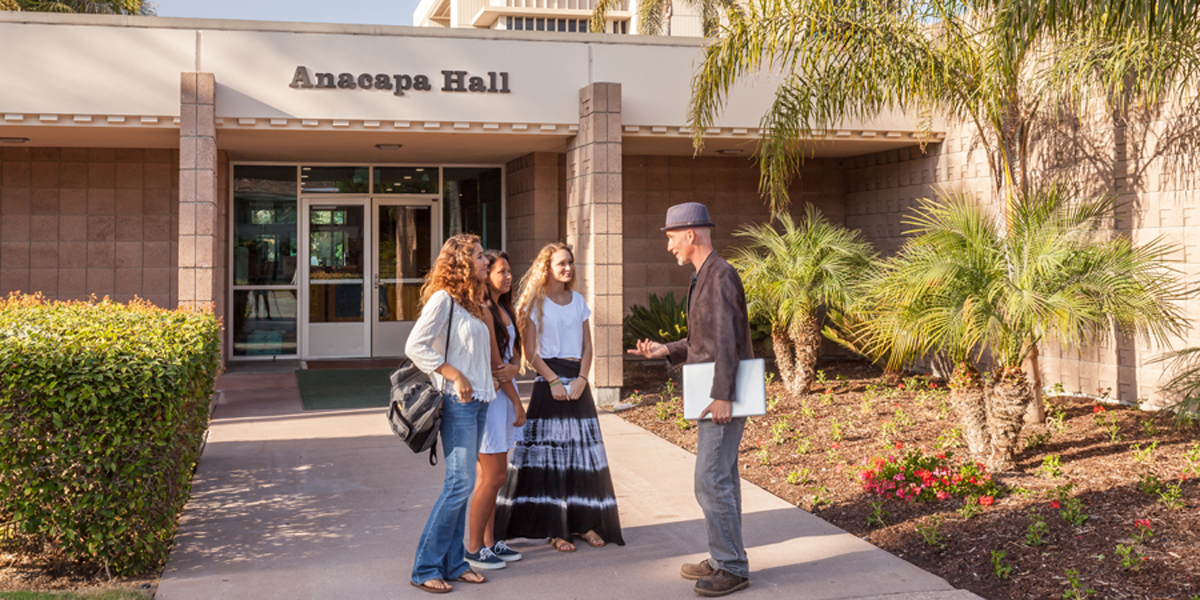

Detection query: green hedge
(0, 294), (221, 574)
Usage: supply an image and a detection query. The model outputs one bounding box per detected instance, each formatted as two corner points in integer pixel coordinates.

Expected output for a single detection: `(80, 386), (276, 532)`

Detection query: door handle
(373, 272), (379, 289)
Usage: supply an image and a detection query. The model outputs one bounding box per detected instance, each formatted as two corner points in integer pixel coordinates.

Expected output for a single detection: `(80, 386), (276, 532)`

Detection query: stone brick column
(505, 152), (562, 276)
(566, 82), (623, 406)
(178, 73), (218, 311)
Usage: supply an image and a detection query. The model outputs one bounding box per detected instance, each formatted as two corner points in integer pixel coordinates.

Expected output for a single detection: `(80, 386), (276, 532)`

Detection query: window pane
(232, 289), (298, 356)
(378, 205), (433, 280)
(233, 165), (298, 286)
(443, 168), (502, 250)
(378, 283), (423, 322)
(310, 283), (364, 323)
(309, 204), (365, 323)
(301, 166), (369, 194)
(373, 166), (439, 194)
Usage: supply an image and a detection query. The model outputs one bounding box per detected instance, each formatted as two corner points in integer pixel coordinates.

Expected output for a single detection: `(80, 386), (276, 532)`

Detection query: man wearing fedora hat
(629, 202), (753, 597)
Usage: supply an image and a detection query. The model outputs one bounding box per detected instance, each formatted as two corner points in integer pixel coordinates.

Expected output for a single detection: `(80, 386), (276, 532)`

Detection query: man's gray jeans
(695, 417), (748, 578)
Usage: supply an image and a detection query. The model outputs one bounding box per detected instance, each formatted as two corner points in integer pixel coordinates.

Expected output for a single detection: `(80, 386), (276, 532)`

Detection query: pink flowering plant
(859, 448), (1004, 503)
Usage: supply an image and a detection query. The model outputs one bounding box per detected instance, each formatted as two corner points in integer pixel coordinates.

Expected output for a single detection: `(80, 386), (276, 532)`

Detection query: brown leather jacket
(664, 251), (753, 402)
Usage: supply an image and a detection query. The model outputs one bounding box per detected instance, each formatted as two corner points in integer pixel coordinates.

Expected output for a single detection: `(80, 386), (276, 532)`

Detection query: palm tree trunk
(790, 315), (821, 396)
(1023, 344), (1046, 424)
(772, 326), (800, 396)
(949, 362), (990, 459)
(989, 365), (1032, 471)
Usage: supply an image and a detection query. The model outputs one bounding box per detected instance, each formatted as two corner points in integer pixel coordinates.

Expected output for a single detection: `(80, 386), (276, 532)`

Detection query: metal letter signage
(289, 66), (510, 97)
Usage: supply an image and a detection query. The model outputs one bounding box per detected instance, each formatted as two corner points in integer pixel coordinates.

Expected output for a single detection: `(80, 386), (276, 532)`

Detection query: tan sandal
(549, 537), (576, 552)
(410, 579), (452, 594)
(580, 530), (606, 548)
(455, 569), (487, 584)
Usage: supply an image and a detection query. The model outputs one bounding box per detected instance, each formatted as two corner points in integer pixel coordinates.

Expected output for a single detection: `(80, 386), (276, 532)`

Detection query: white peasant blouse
(404, 290), (496, 403)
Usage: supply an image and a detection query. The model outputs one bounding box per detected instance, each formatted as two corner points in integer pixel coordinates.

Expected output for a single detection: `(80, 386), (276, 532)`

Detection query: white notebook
(682, 358), (768, 420)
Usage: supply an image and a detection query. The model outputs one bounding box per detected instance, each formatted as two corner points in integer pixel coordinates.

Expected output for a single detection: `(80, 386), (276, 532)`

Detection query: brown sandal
(580, 530), (606, 548)
(549, 537), (577, 552)
(410, 580), (452, 594)
(455, 569), (487, 584)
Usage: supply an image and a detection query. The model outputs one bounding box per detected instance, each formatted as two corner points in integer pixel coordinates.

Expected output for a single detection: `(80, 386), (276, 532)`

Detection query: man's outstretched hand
(628, 339), (669, 359)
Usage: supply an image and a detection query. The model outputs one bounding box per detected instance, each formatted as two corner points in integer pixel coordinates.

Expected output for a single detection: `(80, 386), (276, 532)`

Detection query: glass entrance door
(300, 197), (438, 359)
(303, 201), (369, 358)
(372, 199), (438, 357)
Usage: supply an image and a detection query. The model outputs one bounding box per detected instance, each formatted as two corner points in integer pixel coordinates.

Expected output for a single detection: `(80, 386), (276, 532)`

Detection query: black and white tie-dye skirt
(494, 357), (625, 545)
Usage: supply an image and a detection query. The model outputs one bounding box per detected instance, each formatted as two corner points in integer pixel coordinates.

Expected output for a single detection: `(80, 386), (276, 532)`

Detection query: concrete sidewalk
(155, 370), (983, 600)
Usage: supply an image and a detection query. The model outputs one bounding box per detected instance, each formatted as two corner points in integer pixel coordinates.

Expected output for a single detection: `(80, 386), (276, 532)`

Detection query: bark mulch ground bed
(621, 357), (1200, 600)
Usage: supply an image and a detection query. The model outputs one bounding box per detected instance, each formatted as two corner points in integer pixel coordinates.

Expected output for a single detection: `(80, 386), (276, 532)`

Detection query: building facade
(0, 12), (928, 404)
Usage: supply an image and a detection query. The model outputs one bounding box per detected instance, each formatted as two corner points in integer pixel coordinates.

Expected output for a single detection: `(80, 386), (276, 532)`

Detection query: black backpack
(387, 298), (453, 466)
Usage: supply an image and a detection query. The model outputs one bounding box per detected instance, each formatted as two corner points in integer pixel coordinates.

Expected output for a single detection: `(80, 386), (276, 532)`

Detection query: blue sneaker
(466, 546), (507, 570)
(491, 540), (523, 562)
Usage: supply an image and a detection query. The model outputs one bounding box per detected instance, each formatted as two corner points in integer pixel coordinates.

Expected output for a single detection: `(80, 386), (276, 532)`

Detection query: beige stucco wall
(0, 147), (180, 307)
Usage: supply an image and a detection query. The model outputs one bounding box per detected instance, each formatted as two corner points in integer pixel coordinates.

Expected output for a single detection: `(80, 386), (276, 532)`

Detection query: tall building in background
(413, 0), (705, 36)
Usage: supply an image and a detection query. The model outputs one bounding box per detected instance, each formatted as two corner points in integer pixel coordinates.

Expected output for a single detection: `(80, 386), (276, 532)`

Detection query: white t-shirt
(536, 291), (591, 360)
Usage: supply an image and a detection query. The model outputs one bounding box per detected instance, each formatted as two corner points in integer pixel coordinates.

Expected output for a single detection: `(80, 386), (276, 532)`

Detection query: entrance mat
(296, 368), (394, 410)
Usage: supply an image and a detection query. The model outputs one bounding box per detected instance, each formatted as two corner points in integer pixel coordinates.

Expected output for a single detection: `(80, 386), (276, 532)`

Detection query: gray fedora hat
(661, 202), (716, 231)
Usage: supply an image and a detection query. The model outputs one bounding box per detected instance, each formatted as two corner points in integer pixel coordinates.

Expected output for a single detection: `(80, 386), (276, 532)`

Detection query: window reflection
(309, 205), (365, 323)
(232, 290), (298, 356)
(301, 166), (369, 194)
(374, 167), (439, 194)
(443, 168), (502, 249)
(234, 166), (298, 286)
(378, 205), (432, 322)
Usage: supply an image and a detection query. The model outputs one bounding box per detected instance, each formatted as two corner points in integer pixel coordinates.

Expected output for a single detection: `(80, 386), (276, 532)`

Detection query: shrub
(0, 294), (221, 574)
(622, 292), (687, 348)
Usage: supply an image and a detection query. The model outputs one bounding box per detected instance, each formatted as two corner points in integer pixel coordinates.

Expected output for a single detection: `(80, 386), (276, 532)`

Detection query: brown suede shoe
(680, 560), (716, 580)
(694, 569), (750, 597)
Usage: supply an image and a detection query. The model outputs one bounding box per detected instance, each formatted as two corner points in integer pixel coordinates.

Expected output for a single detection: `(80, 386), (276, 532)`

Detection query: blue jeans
(411, 395), (488, 584)
(695, 417), (748, 578)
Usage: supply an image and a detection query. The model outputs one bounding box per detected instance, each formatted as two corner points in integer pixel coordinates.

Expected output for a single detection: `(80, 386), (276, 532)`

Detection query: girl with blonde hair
(494, 242), (625, 552)
(406, 233), (496, 593)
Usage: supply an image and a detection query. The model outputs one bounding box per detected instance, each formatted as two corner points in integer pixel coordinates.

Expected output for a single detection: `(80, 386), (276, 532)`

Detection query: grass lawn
(0, 591), (149, 600)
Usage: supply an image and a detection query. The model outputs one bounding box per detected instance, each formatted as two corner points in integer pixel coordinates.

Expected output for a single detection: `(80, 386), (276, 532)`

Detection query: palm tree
(864, 186), (1185, 468)
(1148, 348), (1200, 416)
(687, 0), (1200, 422)
(858, 217), (998, 459)
(590, 0), (736, 36)
(729, 206), (875, 397)
(2, 0), (154, 14)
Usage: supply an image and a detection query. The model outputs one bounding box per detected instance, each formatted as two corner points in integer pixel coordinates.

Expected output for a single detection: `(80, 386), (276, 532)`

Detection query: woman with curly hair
(494, 242), (625, 552)
(405, 233), (495, 593)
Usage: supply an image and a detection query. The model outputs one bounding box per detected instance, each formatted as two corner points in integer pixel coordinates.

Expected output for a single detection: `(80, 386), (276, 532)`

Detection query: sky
(154, 0), (423, 27)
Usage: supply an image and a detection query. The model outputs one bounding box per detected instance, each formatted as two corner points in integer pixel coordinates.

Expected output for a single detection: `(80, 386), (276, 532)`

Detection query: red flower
(1093, 405), (1105, 413)
(978, 496), (994, 506)
(1050, 500), (1061, 509)
(898, 384), (905, 390)
(830, 442), (841, 450)
(1136, 519), (1152, 529)
(929, 383), (939, 389)
(894, 442), (904, 450)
